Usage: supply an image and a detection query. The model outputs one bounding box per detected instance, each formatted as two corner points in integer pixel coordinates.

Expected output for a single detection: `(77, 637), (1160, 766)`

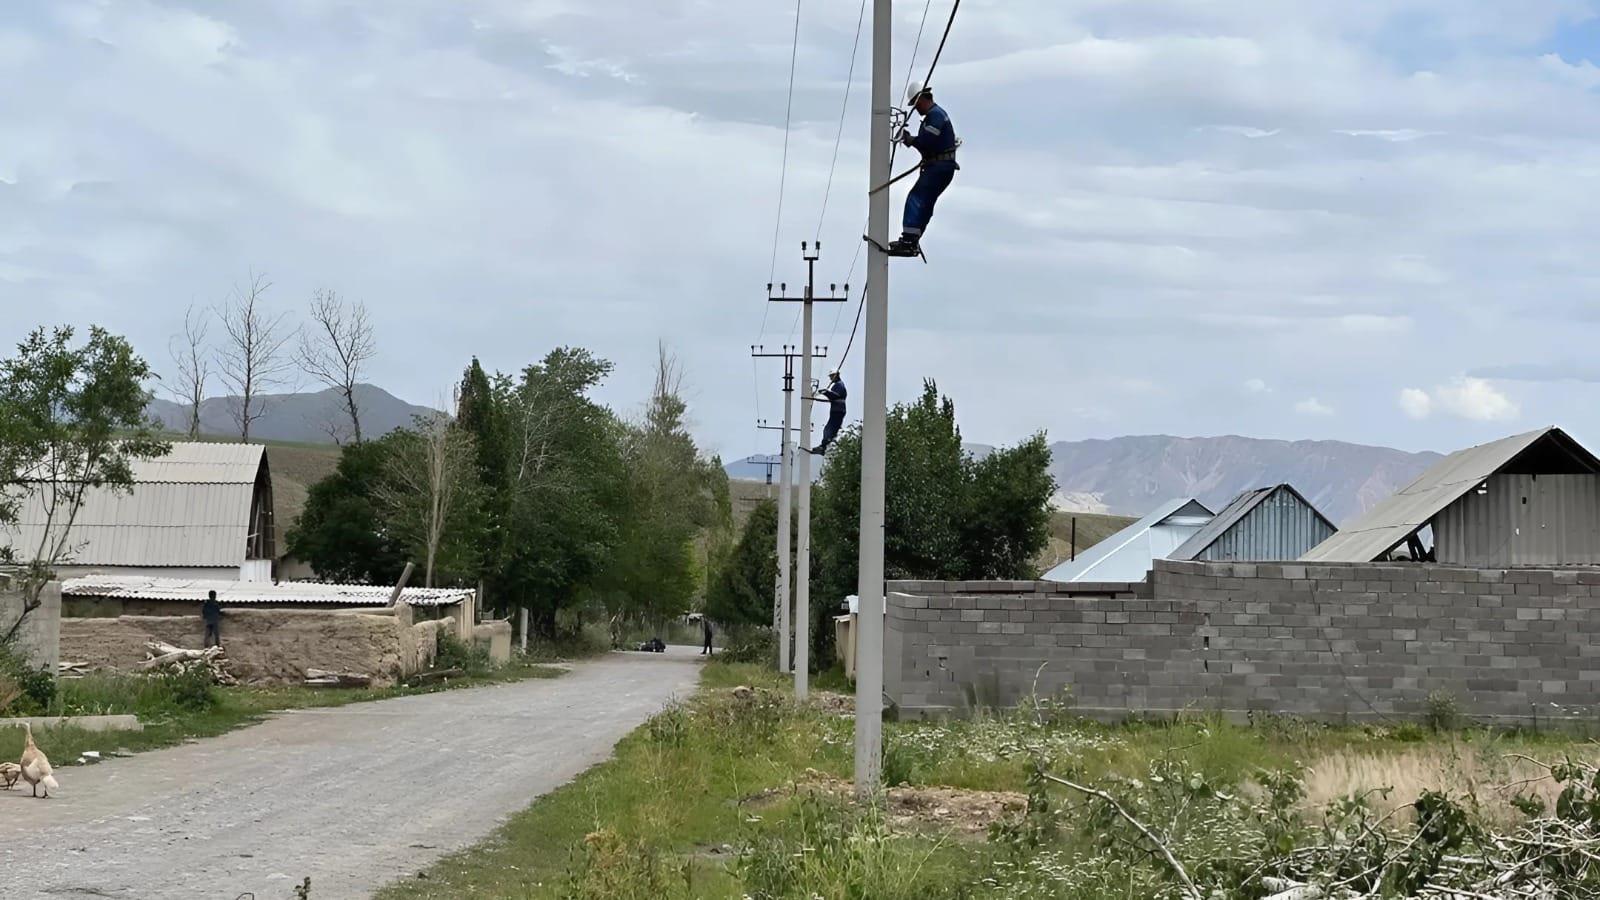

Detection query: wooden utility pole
(769, 246), (847, 699)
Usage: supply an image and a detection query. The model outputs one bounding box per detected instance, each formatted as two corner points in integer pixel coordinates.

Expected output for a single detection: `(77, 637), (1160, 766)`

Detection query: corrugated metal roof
(63, 575), (471, 607)
(1043, 498), (1214, 582)
(2, 443), (267, 567)
(1302, 427), (1600, 562)
(1171, 484), (1335, 561)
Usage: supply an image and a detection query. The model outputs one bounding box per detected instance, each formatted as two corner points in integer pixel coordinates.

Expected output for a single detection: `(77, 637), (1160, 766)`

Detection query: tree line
(288, 344), (734, 635)
(706, 380), (1056, 667)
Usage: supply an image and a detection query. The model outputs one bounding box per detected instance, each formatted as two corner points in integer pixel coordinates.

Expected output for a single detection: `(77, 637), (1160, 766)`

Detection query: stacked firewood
(138, 640), (238, 685)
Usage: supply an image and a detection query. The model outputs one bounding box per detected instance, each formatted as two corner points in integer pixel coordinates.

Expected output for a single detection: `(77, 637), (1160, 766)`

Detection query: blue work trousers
(902, 160), (957, 237)
(817, 410), (845, 452)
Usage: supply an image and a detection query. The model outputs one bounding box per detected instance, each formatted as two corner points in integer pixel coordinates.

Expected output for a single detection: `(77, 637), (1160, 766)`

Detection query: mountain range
(727, 435), (1442, 525)
(147, 384), (435, 444)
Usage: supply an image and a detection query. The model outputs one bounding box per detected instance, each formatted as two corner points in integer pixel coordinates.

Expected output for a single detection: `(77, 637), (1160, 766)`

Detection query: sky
(2, 0), (1599, 462)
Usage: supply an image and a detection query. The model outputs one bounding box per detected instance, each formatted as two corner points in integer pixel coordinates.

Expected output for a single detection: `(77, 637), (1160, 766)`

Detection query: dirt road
(0, 648), (700, 899)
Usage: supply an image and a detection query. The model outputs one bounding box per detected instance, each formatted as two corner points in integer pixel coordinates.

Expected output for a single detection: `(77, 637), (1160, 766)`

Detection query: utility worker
(888, 83), (959, 257)
(807, 370), (848, 456)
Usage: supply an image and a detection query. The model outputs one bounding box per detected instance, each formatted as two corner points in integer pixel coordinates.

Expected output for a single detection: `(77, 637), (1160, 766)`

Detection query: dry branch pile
(139, 640), (237, 685)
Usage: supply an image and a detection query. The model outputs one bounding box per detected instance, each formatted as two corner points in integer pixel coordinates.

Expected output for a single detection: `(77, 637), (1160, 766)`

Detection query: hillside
(727, 434), (1441, 527)
(1047, 435), (1440, 524)
(148, 384), (435, 444)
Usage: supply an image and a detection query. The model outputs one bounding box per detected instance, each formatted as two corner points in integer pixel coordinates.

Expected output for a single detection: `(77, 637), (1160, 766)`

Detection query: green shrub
(1424, 690), (1461, 732)
(0, 644), (55, 715)
(162, 667), (219, 712)
(436, 633), (492, 674)
(719, 627), (776, 666)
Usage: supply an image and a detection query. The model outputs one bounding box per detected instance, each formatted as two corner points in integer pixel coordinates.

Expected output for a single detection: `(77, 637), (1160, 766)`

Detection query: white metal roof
(2, 443), (267, 568)
(1302, 427), (1600, 562)
(1044, 498), (1214, 583)
(63, 575), (471, 607)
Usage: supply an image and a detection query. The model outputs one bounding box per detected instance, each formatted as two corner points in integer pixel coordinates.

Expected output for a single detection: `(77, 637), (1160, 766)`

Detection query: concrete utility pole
(856, 0), (892, 800)
(769, 246), (847, 699)
(751, 346), (797, 673)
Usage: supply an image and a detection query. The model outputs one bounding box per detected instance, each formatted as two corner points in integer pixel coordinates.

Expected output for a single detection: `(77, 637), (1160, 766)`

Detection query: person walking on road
(701, 616), (715, 656)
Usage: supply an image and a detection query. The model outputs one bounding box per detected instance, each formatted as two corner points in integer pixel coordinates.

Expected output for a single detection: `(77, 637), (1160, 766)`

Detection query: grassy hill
(1034, 511), (1137, 576)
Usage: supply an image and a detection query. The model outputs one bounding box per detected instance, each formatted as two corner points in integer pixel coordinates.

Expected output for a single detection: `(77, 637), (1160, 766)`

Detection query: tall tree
(296, 289), (375, 444)
(167, 304), (210, 439)
(377, 409), (480, 588)
(706, 497), (778, 628)
(600, 344), (721, 624)
(285, 438), (408, 584)
(0, 327), (170, 635)
(216, 271), (295, 441)
(496, 348), (627, 633)
(809, 379), (1055, 666)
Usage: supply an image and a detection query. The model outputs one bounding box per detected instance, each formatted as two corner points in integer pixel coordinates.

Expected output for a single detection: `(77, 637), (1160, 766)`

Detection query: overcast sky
(4, 0), (1599, 461)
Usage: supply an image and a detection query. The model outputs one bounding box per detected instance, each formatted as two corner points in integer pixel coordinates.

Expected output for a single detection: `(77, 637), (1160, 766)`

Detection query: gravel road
(0, 647), (701, 899)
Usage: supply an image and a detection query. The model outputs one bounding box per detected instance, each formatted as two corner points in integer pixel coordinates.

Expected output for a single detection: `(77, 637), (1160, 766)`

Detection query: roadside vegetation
(381, 661), (1598, 900)
(0, 647), (566, 766)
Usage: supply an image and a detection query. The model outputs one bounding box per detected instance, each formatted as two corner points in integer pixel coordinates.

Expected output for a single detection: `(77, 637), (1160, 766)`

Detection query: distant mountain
(725, 434), (1442, 525)
(1047, 435), (1441, 524)
(148, 384), (436, 444)
(724, 454), (821, 483)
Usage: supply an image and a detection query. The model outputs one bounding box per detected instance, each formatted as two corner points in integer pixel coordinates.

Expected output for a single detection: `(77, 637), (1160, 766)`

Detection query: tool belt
(922, 148), (958, 165)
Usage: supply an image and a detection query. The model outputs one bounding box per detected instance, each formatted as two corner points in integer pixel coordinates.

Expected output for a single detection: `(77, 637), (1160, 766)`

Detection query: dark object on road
(636, 638), (666, 653)
(701, 618), (714, 656)
(202, 590), (223, 648)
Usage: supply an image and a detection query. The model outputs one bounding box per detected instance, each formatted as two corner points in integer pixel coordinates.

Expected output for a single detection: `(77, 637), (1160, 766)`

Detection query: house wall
(60, 607), (453, 686)
(887, 560), (1600, 725)
(0, 580), (60, 674)
(1435, 474), (1600, 568)
(1196, 490), (1336, 562)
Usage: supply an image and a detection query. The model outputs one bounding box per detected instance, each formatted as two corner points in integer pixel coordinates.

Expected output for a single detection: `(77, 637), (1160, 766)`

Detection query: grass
(378, 662), (1599, 899)
(0, 653), (564, 765)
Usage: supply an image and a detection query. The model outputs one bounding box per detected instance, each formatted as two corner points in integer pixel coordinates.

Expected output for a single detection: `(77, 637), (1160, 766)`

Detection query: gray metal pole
(855, 0), (891, 800)
(776, 370), (794, 674)
(795, 251), (816, 700)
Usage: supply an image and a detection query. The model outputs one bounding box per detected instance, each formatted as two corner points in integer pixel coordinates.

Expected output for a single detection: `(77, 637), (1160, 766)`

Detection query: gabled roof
(1044, 497), (1214, 583)
(1302, 427), (1600, 562)
(3, 442), (270, 568)
(63, 575), (470, 607)
(1171, 484), (1333, 561)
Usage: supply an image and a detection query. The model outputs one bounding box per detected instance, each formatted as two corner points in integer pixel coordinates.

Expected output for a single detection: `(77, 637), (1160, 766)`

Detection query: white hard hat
(906, 81), (929, 105)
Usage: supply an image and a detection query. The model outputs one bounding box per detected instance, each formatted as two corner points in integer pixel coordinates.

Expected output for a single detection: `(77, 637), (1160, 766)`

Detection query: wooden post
(519, 607), (529, 653)
(1071, 517), (1077, 561)
(388, 562), (415, 606)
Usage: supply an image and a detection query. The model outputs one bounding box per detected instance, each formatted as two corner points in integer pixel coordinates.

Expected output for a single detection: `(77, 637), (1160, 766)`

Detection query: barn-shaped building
(2, 442), (277, 581)
(1043, 498), (1214, 582)
(1171, 484), (1335, 563)
(1302, 426), (1600, 567)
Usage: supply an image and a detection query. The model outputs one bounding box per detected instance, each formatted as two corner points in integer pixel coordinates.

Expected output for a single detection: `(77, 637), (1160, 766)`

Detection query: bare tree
(167, 305), (211, 439)
(378, 407), (477, 587)
(215, 272), (295, 442)
(295, 289), (376, 444)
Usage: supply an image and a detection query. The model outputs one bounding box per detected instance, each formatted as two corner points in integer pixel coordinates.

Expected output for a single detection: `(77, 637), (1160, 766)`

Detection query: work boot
(886, 235), (921, 257)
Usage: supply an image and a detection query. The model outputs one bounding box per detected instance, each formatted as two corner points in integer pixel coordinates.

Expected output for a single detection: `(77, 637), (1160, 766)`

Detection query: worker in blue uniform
(806, 370), (848, 456)
(888, 84), (959, 257)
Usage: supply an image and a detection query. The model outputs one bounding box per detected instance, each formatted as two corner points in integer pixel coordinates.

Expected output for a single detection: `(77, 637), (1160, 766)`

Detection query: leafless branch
(215, 271), (296, 442)
(295, 289), (375, 444)
(167, 304), (210, 438)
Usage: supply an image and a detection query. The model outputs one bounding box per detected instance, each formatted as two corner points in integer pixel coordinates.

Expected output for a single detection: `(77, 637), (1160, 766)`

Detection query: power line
(768, 0), (803, 288)
(815, 0), (868, 245)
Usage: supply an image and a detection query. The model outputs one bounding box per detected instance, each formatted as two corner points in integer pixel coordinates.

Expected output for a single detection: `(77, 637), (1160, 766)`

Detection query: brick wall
(885, 560), (1600, 724)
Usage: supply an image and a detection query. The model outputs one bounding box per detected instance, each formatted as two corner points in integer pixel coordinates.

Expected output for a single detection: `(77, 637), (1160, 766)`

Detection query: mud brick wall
(61, 607), (454, 686)
(885, 561), (1600, 724)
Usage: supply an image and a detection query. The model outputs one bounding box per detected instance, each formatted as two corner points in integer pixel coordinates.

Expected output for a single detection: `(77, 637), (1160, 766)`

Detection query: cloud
(1398, 387), (1432, 419)
(1469, 362), (1600, 384)
(1243, 378), (1270, 394)
(1399, 377), (1519, 422)
(1294, 397), (1334, 416)
(1335, 129), (1440, 142)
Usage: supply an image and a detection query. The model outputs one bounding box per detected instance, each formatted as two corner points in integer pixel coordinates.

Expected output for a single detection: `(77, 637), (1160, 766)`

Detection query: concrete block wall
(0, 579), (60, 674)
(885, 560), (1600, 724)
